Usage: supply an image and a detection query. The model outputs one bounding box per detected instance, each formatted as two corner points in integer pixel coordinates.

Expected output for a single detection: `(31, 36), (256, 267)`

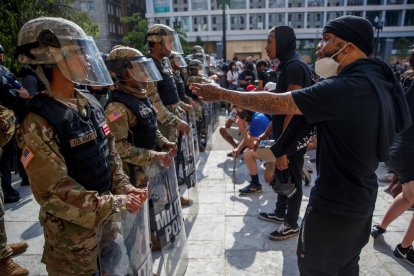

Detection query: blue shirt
(249, 112), (270, 137)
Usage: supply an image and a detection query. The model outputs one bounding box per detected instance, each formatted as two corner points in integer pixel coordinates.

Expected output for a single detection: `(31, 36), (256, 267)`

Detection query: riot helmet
(106, 46), (162, 83)
(191, 45), (205, 57)
(188, 59), (207, 76)
(169, 52), (187, 69)
(145, 24), (183, 54)
(17, 17), (113, 89)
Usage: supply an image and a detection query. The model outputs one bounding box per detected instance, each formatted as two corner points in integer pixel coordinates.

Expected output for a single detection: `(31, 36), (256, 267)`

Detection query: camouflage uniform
(105, 83), (170, 187)
(146, 81), (184, 143)
(0, 105), (15, 261)
(17, 91), (135, 275)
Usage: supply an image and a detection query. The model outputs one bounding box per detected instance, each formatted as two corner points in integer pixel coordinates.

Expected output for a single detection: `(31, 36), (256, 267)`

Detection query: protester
(190, 15), (411, 275)
(227, 61), (239, 90)
(16, 17), (147, 274)
(371, 49), (414, 266)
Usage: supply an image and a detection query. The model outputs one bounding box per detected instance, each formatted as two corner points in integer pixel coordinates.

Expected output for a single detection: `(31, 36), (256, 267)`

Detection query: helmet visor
(163, 32), (183, 54)
(174, 54), (187, 68)
(129, 56), (162, 82)
(49, 36), (113, 86)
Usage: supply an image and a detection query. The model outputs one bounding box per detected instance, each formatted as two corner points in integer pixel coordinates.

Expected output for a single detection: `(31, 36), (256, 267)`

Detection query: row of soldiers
(0, 17), (217, 275)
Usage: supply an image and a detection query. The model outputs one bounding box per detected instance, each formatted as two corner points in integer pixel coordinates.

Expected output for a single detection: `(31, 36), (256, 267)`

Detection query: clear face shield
(127, 56), (162, 83)
(48, 36), (114, 86)
(163, 31), (183, 54)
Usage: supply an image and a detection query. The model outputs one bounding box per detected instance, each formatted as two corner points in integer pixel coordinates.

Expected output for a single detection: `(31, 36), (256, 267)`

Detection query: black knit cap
(323, 15), (374, 56)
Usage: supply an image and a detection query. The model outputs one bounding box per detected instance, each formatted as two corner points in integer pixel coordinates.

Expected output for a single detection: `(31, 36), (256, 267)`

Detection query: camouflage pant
(39, 209), (100, 274)
(0, 182), (13, 261)
(158, 123), (178, 144)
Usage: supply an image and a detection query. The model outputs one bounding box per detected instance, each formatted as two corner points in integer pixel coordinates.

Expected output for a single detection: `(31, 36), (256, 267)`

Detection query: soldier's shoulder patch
(21, 145), (35, 169)
(108, 109), (123, 122)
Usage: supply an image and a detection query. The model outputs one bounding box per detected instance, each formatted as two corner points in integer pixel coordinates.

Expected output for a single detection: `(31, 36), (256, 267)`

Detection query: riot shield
(99, 201), (152, 276)
(148, 163), (188, 276)
(189, 110), (200, 164)
(176, 113), (199, 223)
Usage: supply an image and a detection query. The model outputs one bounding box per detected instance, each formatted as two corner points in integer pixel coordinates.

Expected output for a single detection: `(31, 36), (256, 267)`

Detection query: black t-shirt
(272, 59), (311, 139)
(292, 67), (384, 218)
(390, 76), (414, 157)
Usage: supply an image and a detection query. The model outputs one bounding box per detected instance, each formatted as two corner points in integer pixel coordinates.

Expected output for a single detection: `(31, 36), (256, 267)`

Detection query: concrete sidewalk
(4, 115), (414, 275)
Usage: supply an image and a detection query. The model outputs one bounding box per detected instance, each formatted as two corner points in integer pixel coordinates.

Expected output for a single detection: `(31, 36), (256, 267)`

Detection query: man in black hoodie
(190, 15), (412, 275)
(255, 26), (313, 241)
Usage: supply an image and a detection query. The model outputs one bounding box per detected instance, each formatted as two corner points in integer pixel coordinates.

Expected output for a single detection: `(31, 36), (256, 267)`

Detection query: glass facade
(405, 10), (414, 26)
(268, 0), (286, 8)
(249, 0), (266, 8)
(211, 15), (223, 31)
(307, 12), (323, 28)
(193, 15), (208, 31)
(191, 0), (207, 11)
(230, 14), (246, 30)
(308, 0), (323, 7)
(249, 14), (265, 30)
(288, 12), (304, 28)
(230, 0), (246, 9)
(288, 0), (305, 7)
(385, 10), (402, 26)
(269, 13), (285, 27)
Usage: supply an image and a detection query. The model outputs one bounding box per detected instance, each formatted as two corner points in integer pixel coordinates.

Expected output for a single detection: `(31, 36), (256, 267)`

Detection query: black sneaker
(239, 183), (262, 195)
(394, 244), (414, 266)
(258, 212), (284, 223)
(271, 169), (297, 198)
(371, 224), (386, 239)
(268, 223), (299, 241)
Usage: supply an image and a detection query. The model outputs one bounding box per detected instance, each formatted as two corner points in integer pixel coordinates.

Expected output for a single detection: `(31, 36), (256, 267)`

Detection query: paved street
(4, 114), (414, 275)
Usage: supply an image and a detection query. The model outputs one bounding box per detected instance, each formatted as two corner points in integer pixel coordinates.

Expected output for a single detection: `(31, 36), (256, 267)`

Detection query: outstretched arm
(190, 83), (302, 115)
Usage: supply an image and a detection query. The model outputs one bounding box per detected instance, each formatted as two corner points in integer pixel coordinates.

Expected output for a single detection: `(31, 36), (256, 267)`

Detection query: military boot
(0, 257), (29, 276)
(9, 242), (28, 257)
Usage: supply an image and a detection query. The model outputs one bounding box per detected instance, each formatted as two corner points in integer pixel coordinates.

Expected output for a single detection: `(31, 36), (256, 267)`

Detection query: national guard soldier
(16, 17), (147, 275)
(104, 46), (177, 188)
(0, 105), (29, 275)
(168, 52), (194, 111)
(145, 24), (190, 143)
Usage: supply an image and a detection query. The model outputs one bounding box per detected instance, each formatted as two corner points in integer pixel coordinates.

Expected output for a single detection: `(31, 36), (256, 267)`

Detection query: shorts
(389, 155), (414, 184)
(225, 127), (242, 143)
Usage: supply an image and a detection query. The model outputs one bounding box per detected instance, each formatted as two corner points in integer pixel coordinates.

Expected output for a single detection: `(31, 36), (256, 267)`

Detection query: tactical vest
(108, 90), (157, 150)
(173, 73), (186, 102)
(153, 58), (179, 105)
(27, 93), (112, 194)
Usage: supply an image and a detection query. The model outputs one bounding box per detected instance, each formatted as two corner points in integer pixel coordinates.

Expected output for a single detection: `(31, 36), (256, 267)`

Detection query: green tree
(120, 13), (148, 53)
(0, 0), (99, 72)
(395, 37), (410, 62)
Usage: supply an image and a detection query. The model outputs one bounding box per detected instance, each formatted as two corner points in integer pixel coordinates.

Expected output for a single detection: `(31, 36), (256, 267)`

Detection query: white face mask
(315, 44), (349, 79)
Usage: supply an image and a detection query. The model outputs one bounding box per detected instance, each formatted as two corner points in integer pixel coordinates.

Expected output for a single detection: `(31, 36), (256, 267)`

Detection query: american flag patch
(102, 123), (111, 136)
(108, 110), (122, 122)
(21, 146), (34, 169)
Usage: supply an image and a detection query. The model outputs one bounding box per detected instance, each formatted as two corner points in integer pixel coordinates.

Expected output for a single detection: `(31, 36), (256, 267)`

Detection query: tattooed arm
(190, 83), (302, 115)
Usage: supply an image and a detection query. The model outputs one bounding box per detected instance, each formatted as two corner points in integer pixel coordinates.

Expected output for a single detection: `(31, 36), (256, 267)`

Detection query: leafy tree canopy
(0, 0), (99, 72)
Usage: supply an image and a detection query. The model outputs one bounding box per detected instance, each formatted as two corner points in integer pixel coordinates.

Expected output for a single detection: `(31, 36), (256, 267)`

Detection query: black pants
(274, 150), (305, 228)
(0, 137), (28, 193)
(297, 206), (372, 276)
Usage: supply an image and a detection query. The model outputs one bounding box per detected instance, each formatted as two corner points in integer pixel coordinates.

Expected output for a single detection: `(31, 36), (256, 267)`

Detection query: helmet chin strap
(35, 66), (53, 95)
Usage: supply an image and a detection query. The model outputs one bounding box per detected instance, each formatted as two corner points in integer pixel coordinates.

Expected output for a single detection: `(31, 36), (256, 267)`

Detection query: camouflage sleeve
(155, 129), (169, 149)
(0, 104), (15, 148)
(17, 113), (130, 229)
(105, 102), (159, 167)
(146, 82), (181, 127)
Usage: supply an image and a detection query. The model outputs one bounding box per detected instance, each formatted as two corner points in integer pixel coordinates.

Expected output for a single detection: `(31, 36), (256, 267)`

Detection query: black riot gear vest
(27, 93), (112, 194)
(153, 58), (179, 105)
(173, 72), (187, 102)
(108, 90), (157, 150)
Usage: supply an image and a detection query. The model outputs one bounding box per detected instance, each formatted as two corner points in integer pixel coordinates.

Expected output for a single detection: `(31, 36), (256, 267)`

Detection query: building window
(211, 15), (222, 31)
(229, 0), (246, 9)
(366, 10), (382, 23)
(268, 0), (285, 8)
(181, 17), (190, 32)
(307, 12), (323, 28)
(385, 10), (402, 26)
(387, 0), (403, 4)
(250, 0), (265, 8)
(327, 11), (344, 22)
(173, 0), (190, 11)
(404, 10), (414, 25)
(249, 13), (265, 30)
(307, 0), (323, 7)
(346, 11), (363, 17)
(191, 0), (208, 11)
(347, 0), (363, 5)
(288, 12), (304, 28)
(230, 14), (246, 30)
(367, 0), (383, 5)
(289, 0), (305, 8)
(269, 13), (285, 27)
(327, 0), (344, 6)
(192, 16), (208, 31)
